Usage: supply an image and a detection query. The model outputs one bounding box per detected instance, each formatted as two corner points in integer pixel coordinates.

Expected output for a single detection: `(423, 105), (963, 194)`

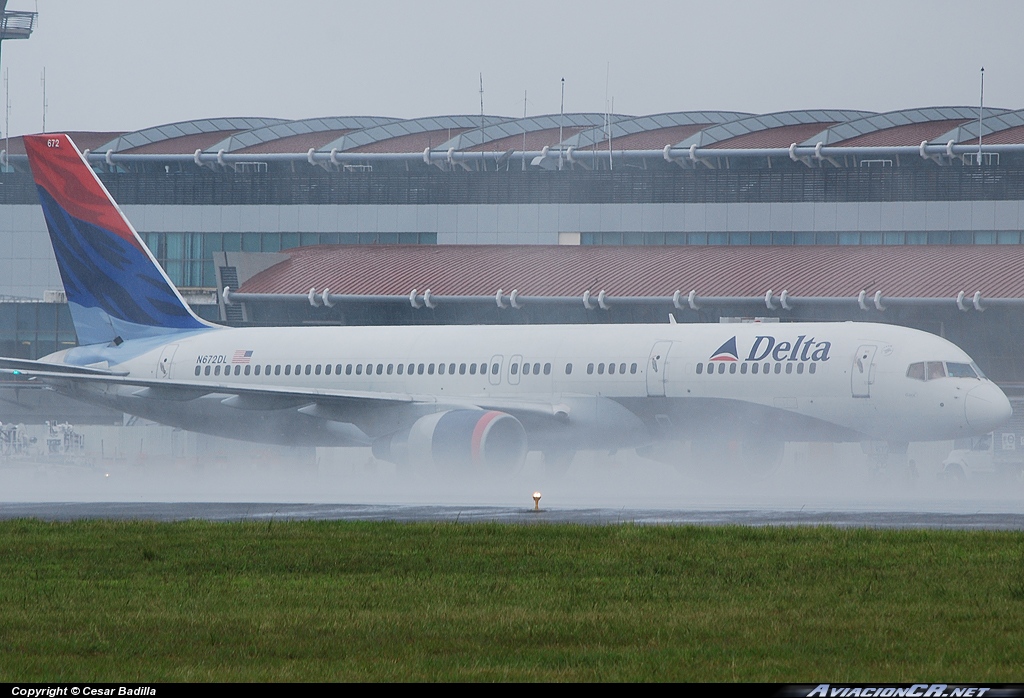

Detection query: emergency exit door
(851, 344), (877, 398)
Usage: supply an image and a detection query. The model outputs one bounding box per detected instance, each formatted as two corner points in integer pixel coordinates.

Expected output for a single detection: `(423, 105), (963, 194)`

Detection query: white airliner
(0, 134), (1012, 473)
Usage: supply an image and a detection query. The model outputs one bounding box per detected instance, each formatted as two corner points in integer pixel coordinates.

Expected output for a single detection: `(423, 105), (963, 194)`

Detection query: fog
(2, 424), (1022, 520)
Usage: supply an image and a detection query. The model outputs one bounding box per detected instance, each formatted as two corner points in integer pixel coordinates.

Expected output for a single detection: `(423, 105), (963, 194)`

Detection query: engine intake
(373, 409), (527, 473)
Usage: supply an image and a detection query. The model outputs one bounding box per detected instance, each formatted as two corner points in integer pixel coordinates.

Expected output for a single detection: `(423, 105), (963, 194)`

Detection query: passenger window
(407, 364), (414, 375)
(926, 362), (946, 380)
(544, 363), (551, 375)
(275, 365), (281, 376)
(696, 363), (703, 375)
(234, 365), (241, 376)
(428, 364), (435, 375)
(376, 364), (383, 375)
(618, 363), (625, 375)
(565, 363), (573, 375)
(335, 364), (342, 374)
(325, 364), (331, 375)
(195, 366), (201, 376)
(387, 364), (393, 375)
(491, 363), (499, 375)
(314, 365), (321, 376)
(752, 363), (758, 374)
(449, 363), (456, 374)
(284, 365), (291, 376)
(763, 363), (770, 374)
(439, 363), (446, 375)
(630, 363), (637, 374)
(397, 364), (404, 375)
(608, 363), (615, 375)
(809, 364), (816, 374)
(718, 363), (726, 374)
(729, 363), (736, 374)
(469, 363), (477, 375)
(418, 364), (425, 375)
(796, 363), (804, 375)
(245, 365), (251, 376)
(460, 363), (466, 375)
(740, 363), (747, 374)
(365, 363), (373, 375)
(511, 363), (519, 375)
(356, 365), (362, 375)
(265, 365), (271, 375)
(481, 363), (489, 375)
(785, 363), (793, 374)
(522, 363), (530, 376)
(346, 364), (353, 375)
(598, 363), (605, 375)
(774, 363), (782, 375)
(587, 363), (594, 375)
(255, 365), (261, 376)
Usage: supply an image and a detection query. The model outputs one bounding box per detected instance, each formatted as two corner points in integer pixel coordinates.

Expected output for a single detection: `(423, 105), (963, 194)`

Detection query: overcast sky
(2, 0), (1022, 137)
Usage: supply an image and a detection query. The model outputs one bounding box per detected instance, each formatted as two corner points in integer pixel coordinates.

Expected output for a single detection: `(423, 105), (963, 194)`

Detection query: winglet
(24, 134), (216, 345)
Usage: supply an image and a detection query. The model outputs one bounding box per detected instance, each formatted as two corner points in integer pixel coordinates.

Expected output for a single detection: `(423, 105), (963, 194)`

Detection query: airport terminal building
(3, 105), (1024, 392)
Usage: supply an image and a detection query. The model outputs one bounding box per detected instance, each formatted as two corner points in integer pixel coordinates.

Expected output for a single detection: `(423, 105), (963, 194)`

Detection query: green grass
(0, 520), (1022, 681)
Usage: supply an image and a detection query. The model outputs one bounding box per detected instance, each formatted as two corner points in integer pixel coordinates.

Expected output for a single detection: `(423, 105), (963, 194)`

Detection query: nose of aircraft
(965, 383), (1013, 431)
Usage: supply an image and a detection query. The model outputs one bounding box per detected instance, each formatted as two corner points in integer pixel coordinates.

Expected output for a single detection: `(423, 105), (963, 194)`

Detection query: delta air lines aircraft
(0, 134), (1012, 473)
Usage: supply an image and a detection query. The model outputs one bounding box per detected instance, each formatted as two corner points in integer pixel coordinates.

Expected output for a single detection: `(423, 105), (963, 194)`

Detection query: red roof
(350, 129), (472, 153)
(961, 124), (1024, 145)
(710, 123), (837, 149)
(121, 131), (247, 155)
(581, 124), (711, 151)
(237, 245), (1024, 299)
(470, 127), (586, 152)
(838, 119), (969, 147)
(237, 129), (355, 154)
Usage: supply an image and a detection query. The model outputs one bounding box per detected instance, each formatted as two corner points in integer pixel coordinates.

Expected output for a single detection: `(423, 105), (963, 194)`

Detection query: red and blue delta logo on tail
(23, 134), (214, 346)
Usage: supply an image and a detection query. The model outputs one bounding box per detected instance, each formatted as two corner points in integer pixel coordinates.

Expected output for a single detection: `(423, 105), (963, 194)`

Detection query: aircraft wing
(0, 356), (573, 423)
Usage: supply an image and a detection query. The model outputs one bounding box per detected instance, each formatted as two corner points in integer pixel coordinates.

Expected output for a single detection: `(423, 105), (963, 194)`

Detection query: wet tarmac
(2, 501), (1024, 529)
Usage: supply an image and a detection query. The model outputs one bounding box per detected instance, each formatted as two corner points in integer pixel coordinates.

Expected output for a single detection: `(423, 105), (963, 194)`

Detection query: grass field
(0, 520), (1022, 681)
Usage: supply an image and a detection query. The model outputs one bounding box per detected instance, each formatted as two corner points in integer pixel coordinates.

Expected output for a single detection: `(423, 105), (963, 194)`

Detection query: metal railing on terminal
(223, 288), (1024, 313)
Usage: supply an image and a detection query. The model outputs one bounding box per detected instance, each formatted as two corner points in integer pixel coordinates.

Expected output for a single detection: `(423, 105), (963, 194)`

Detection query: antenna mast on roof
(522, 90), (527, 171)
(978, 66), (984, 168)
(559, 77), (565, 171)
(4, 68), (8, 170)
(605, 62), (612, 171)
(479, 73), (484, 155)
(39, 65), (45, 132)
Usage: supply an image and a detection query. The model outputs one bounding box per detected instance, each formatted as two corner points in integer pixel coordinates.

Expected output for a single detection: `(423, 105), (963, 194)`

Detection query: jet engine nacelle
(373, 409), (528, 473)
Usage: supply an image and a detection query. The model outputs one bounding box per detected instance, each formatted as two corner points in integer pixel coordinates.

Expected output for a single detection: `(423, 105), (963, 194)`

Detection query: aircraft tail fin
(24, 134), (216, 346)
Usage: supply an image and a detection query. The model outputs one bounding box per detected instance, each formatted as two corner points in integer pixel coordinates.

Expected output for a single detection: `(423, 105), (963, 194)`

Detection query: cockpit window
(908, 360), (983, 381)
(906, 362), (925, 381)
(946, 362), (979, 379)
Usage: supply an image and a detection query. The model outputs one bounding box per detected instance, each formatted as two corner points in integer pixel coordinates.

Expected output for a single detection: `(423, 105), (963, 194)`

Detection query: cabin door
(646, 341), (673, 397)
(851, 344), (877, 398)
(156, 344), (179, 380)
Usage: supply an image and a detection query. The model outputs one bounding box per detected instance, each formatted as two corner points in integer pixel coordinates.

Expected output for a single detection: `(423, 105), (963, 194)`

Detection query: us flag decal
(232, 350), (253, 364)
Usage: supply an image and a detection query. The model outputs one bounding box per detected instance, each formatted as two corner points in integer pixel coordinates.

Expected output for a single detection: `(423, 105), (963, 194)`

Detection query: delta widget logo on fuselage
(709, 335), (832, 363)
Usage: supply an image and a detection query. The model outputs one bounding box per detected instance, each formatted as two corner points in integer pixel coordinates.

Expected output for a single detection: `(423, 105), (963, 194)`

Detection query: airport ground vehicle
(942, 400), (1024, 481)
